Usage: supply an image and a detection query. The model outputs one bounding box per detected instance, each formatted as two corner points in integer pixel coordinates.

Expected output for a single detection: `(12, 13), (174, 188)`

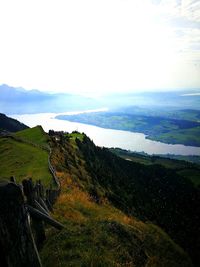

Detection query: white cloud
(0, 0), (199, 94)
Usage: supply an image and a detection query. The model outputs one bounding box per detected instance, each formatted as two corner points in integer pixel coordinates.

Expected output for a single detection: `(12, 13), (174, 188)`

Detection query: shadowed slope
(40, 133), (193, 267)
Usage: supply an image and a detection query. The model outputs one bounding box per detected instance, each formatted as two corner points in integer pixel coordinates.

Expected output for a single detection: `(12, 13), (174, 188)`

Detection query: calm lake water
(11, 111), (200, 156)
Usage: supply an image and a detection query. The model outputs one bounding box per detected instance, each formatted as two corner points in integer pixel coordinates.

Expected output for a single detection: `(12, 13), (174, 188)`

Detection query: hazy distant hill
(98, 90), (200, 110)
(0, 113), (28, 133)
(1, 84), (200, 114)
(0, 84), (100, 114)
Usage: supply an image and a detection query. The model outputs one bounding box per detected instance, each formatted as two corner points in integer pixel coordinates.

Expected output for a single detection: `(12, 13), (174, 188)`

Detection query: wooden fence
(0, 178), (64, 267)
(0, 135), (63, 266)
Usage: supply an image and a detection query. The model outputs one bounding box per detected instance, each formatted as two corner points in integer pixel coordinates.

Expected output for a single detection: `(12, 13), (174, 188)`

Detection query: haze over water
(12, 111), (200, 156)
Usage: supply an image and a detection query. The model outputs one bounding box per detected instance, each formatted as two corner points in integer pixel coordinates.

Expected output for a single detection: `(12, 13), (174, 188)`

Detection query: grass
(178, 169), (200, 187)
(111, 148), (186, 169)
(15, 125), (50, 147)
(0, 125), (194, 266)
(65, 131), (84, 141)
(40, 149), (192, 267)
(120, 154), (182, 168)
(0, 137), (52, 186)
(40, 185), (192, 267)
(111, 148), (200, 187)
(149, 127), (200, 147)
(1, 127), (189, 266)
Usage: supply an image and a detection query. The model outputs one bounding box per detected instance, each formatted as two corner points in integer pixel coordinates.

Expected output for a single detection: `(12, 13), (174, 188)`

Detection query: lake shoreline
(11, 112), (200, 156)
(56, 116), (200, 148)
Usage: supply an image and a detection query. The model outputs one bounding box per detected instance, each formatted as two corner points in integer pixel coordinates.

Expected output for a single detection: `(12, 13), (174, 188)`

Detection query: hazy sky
(0, 0), (199, 94)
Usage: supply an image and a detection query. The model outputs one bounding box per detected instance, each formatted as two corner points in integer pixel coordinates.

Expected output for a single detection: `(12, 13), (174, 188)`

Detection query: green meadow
(110, 148), (200, 187)
(0, 126), (52, 186)
(15, 125), (50, 147)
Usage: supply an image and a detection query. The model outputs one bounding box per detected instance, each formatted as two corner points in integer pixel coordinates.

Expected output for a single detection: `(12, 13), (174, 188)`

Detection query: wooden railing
(48, 147), (61, 190)
(0, 178), (64, 267)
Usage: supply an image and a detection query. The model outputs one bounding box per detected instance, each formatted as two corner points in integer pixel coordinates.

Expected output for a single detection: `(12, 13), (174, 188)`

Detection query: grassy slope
(40, 134), (192, 267)
(0, 127), (195, 266)
(0, 126), (52, 186)
(41, 187), (191, 267)
(74, 135), (200, 266)
(178, 169), (200, 187)
(149, 126), (200, 146)
(65, 131), (84, 141)
(110, 148), (200, 187)
(15, 125), (50, 147)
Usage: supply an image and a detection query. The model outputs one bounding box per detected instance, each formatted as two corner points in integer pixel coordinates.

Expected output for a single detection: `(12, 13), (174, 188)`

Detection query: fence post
(10, 176), (16, 183)
(22, 179), (46, 248)
(0, 182), (42, 267)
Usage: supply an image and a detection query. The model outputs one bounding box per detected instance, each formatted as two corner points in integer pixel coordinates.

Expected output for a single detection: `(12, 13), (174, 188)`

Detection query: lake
(11, 111), (200, 156)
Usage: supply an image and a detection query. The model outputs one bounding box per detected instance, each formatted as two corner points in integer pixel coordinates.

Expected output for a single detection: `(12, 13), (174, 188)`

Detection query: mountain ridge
(47, 130), (199, 266)
(0, 84), (100, 114)
(0, 117), (199, 266)
(0, 113), (28, 133)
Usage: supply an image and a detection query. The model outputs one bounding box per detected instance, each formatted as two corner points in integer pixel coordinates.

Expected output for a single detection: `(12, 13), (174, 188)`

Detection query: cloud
(153, 0), (200, 24)
(180, 0), (200, 22)
(150, 0), (200, 69)
(0, 0), (199, 94)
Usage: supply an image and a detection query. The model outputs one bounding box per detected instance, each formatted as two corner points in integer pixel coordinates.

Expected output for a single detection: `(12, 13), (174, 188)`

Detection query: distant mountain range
(1, 84), (200, 115)
(0, 84), (100, 114)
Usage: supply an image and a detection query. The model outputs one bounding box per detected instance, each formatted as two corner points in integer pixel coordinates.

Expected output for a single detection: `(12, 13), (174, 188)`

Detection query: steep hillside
(39, 131), (199, 267)
(0, 126), (52, 186)
(75, 135), (200, 266)
(0, 127), (198, 266)
(0, 113), (28, 133)
(15, 125), (50, 147)
(42, 188), (192, 267)
(110, 148), (200, 187)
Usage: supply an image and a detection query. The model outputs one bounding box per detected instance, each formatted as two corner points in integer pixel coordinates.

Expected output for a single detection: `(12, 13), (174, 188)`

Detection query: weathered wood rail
(48, 147), (61, 190)
(0, 178), (64, 267)
(0, 182), (42, 267)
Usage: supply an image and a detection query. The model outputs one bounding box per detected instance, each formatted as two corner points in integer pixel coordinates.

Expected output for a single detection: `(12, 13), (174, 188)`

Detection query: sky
(0, 0), (200, 95)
